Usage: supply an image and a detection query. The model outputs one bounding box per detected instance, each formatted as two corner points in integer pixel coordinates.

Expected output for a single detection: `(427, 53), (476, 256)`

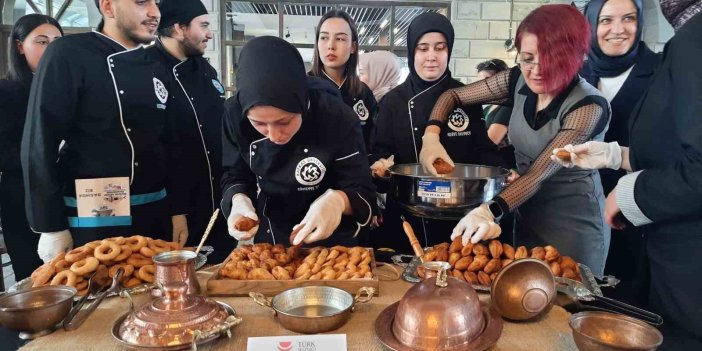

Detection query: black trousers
(0, 171), (42, 280)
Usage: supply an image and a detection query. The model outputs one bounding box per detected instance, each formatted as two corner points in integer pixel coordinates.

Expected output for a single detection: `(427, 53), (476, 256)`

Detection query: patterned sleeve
(494, 103), (606, 212)
(428, 69), (513, 123)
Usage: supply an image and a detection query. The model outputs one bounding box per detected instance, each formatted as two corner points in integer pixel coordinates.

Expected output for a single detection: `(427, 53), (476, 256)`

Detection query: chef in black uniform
(146, 0), (229, 257)
(221, 36), (375, 247)
(22, 0), (182, 261)
(308, 10), (377, 152)
(369, 13), (503, 252)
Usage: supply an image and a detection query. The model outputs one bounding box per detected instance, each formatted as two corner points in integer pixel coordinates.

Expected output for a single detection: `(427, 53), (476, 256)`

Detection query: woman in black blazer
(580, 0), (660, 304)
(0, 15), (63, 280)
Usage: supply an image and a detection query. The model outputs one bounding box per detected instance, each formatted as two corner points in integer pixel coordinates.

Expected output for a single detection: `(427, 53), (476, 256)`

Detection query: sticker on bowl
(417, 180), (452, 199)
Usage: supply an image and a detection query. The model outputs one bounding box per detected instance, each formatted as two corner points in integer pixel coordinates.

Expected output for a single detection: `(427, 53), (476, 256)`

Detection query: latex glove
(551, 141), (622, 170)
(171, 215), (189, 246)
(37, 230), (73, 263)
(450, 203), (502, 245)
(226, 194), (259, 240)
(291, 189), (346, 245)
(419, 132), (455, 176)
(370, 155), (394, 178)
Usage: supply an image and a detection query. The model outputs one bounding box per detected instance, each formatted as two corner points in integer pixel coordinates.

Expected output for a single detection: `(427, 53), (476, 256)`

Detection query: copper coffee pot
(152, 250), (201, 296)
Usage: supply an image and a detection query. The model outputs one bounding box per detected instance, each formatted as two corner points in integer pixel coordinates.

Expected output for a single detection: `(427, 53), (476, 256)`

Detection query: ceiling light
(360, 26), (366, 34)
(380, 19), (388, 29)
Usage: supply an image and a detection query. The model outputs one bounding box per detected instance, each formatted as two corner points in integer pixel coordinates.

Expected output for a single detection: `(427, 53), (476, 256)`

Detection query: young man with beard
(21, 0), (183, 262)
(146, 0), (230, 258)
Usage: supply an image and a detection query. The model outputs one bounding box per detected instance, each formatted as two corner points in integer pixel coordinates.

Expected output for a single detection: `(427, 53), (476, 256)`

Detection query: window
(221, 0), (451, 93)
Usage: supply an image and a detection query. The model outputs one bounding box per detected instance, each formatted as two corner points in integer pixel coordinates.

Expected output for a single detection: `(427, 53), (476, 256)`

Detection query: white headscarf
(359, 51), (401, 102)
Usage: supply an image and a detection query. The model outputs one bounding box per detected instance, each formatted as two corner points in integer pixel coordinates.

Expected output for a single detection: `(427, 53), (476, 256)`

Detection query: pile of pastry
(219, 243), (374, 280)
(419, 238), (582, 286)
(30, 235), (181, 296)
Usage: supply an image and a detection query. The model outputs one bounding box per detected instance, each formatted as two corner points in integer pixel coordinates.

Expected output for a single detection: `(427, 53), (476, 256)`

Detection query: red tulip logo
(277, 341), (293, 351)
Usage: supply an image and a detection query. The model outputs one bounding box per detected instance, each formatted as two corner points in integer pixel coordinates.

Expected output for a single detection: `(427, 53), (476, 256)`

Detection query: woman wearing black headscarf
(369, 13), (502, 252)
(554, 0), (702, 347)
(580, 0), (661, 305)
(221, 36), (374, 247)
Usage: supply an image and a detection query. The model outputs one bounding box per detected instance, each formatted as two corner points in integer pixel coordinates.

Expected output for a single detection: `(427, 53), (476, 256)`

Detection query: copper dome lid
(116, 283), (241, 348)
(389, 262), (497, 351)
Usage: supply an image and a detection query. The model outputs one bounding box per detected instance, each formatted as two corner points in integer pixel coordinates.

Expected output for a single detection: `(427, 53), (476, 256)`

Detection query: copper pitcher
(152, 250), (201, 296)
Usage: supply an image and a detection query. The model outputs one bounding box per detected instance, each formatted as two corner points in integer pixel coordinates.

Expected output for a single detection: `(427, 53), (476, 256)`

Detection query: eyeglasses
(515, 56), (540, 71)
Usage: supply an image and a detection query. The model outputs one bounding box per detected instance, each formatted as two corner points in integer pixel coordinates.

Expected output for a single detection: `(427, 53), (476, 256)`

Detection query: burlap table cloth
(20, 266), (578, 351)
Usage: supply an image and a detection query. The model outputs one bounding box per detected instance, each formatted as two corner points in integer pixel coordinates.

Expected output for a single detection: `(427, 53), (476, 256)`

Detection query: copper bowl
(491, 258), (556, 321)
(569, 312), (663, 351)
(0, 285), (77, 339)
(384, 264), (502, 350)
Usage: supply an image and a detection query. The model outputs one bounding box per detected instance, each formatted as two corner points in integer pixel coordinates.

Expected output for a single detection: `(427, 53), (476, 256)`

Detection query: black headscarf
(660, 0), (702, 30)
(584, 0), (644, 78)
(406, 12), (454, 94)
(236, 36), (308, 117)
(158, 0), (208, 29)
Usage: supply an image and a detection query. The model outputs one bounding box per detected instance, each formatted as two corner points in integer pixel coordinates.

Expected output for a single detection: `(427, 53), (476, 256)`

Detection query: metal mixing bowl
(491, 258), (556, 321)
(569, 312), (663, 351)
(0, 285), (77, 339)
(389, 164), (509, 220)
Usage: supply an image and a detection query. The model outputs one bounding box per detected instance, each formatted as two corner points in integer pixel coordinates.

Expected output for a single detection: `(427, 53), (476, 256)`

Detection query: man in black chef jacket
(21, 0), (185, 262)
(146, 0), (230, 258)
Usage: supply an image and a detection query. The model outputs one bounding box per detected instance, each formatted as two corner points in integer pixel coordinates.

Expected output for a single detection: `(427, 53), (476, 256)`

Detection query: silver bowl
(389, 163), (509, 220)
(0, 285), (77, 339)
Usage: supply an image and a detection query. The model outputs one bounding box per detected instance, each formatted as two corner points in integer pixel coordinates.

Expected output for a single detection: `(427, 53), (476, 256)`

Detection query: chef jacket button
(211, 177), (215, 180)
(207, 151), (210, 154)
(134, 162), (139, 167)
(266, 229), (270, 233)
(127, 128), (131, 132)
(120, 90), (124, 94)
(111, 64), (115, 67)
(251, 151), (256, 156)
(190, 97), (194, 100)
(199, 124), (203, 128)
(414, 127), (418, 131)
(109, 59), (113, 63)
(258, 176), (262, 179)
(304, 148), (308, 153)
(252, 145), (257, 149)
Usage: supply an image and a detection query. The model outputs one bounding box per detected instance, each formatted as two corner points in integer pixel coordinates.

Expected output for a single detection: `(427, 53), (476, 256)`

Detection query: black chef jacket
(221, 78), (375, 246)
(21, 31), (182, 239)
(145, 39), (228, 248)
(319, 72), (377, 153)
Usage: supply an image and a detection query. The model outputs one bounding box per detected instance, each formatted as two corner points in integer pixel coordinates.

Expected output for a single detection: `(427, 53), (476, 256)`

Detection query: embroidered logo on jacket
(153, 78), (168, 104)
(212, 79), (225, 94)
(295, 157), (326, 186)
(447, 108), (469, 132)
(353, 100), (369, 121)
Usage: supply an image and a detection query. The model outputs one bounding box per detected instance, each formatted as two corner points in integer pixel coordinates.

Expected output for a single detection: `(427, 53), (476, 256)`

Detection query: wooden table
(20, 266), (578, 351)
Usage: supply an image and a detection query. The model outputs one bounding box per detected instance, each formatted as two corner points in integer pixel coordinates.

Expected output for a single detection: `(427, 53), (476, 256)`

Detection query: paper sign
(75, 177), (130, 217)
(247, 334), (346, 351)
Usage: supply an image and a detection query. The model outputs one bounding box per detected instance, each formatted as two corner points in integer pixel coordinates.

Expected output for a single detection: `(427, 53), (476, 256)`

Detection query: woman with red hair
(419, 4), (612, 275)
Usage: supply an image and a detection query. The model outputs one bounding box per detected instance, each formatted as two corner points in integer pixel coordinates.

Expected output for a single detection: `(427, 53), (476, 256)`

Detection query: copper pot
(113, 282), (242, 350)
(570, 312), (663, 351)
(376, 262), (503, 351)
(250, 286), (375, 334)
(152, 250), (201, 297)
(490, 258), (556, 321)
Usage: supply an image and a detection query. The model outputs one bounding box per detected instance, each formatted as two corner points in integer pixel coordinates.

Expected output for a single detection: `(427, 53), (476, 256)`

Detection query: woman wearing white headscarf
(358, 50), (401, 103)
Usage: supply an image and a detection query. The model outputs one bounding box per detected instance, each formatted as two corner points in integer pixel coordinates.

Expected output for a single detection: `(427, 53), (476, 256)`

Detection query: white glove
(419, 133), (454, 176)
(451, 203), (502, 245)
(551, 141), (622, 170)
(370, 155), (395, 178)
(37, 230), (73, 263)
(291, 189), (346, 246)
(226, 194), (259, 240)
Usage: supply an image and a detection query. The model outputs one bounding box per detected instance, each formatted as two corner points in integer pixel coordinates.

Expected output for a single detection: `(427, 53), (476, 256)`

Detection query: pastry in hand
(234, 216), (259, 231)
(555, 149), (571, 161)
(433, 158), (455, 174)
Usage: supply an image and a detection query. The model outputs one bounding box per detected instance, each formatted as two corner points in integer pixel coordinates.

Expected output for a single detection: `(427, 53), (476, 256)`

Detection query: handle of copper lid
(401, 216), (424, 262)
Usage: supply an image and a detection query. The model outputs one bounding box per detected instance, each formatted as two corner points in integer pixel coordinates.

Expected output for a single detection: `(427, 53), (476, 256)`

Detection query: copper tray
(375, 302), (502, 351)
(111, 301), (238, 350)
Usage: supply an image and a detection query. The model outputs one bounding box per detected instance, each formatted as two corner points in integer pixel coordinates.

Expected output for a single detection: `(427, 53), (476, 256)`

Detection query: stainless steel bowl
(569, 312), (663, 351)
(0, 285), (77, 339)
(389, 163), (509, 220)
(491, 258), (556, 321)
(250, 286), (375, 334)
